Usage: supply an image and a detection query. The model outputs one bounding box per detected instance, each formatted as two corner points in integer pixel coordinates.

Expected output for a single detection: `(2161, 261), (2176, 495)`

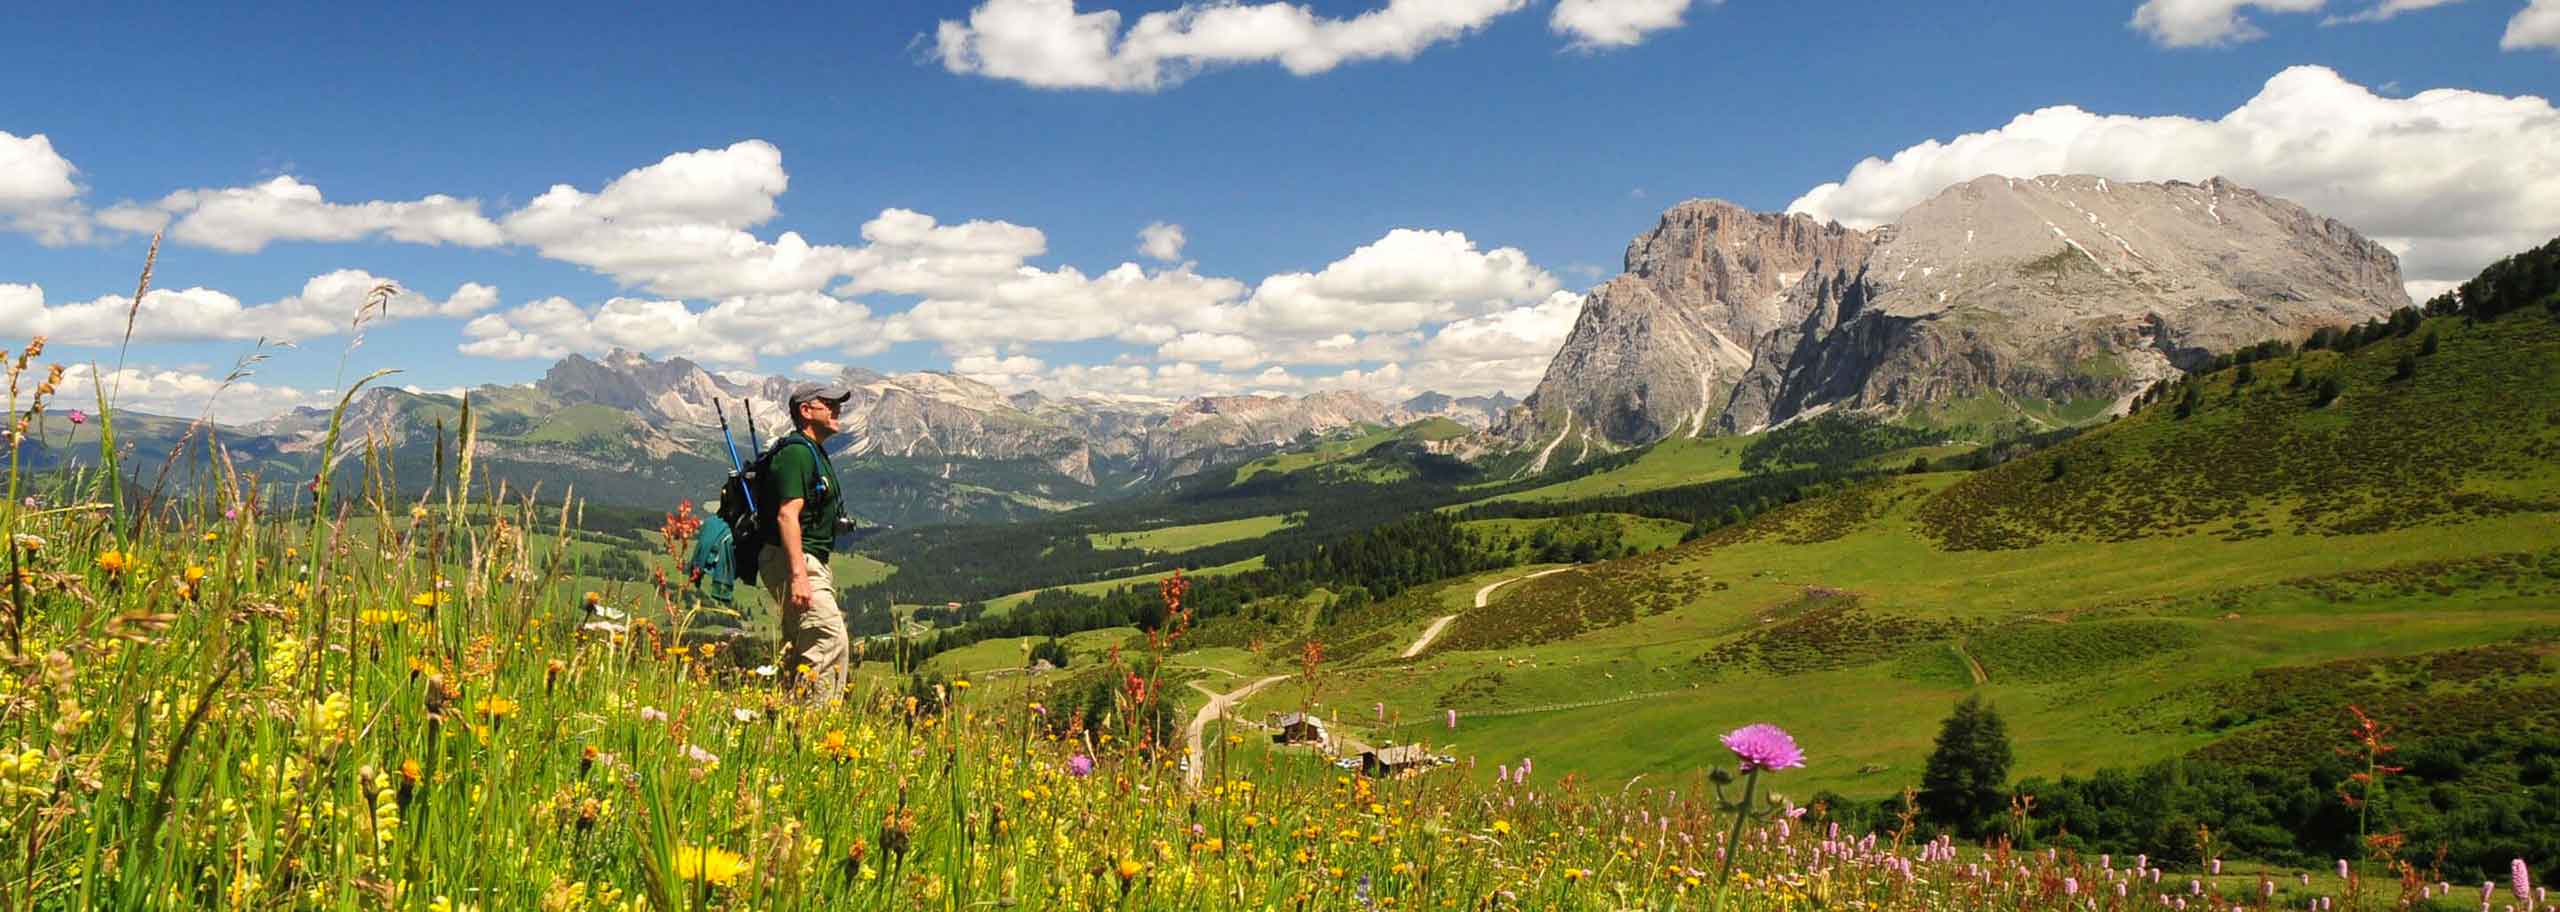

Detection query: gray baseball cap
(787, 383), (853, 410)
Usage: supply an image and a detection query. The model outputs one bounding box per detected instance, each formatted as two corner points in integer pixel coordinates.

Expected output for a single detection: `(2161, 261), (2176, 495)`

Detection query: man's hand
(788, 567), (816, 610)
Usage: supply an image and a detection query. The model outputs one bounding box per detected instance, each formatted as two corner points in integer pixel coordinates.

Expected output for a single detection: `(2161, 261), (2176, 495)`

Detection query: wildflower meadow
(0, 273), (2537, 910)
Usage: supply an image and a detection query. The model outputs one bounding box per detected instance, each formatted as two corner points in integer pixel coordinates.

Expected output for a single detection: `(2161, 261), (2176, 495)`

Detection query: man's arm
(775, 497), (811, 607)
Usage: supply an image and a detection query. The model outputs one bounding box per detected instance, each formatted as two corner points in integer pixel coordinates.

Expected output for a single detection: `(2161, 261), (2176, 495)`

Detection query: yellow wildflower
(1115, 858), (1145, 881)
(184, 565), (207, 582)
(96, 550), (128, 574)
(672, 845), (749, 886)
(410, 591), (448, 609)
(472, 695), (519, 721)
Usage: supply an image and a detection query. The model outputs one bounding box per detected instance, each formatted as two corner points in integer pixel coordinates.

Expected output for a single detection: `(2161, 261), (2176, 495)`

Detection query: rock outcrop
(1502, 175), (2410, 453)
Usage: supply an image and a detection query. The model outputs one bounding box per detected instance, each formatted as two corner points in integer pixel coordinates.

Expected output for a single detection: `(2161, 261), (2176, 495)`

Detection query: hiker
(760, 383), (853, 703)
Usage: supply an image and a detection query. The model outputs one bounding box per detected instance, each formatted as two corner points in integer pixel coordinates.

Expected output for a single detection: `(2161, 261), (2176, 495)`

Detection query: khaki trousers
(759, 545), (848, 704)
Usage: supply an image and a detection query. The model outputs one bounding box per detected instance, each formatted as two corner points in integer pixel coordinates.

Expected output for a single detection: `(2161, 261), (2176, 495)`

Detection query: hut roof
(1369, 744), (1430, 766)
(1273, 712), (1327, 729)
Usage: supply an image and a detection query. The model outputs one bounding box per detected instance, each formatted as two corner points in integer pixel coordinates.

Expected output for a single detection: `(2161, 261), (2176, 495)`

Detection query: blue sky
(1, 0), (2554, 421)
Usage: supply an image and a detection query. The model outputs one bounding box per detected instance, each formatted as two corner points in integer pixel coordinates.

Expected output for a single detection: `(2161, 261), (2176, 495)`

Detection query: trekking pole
(714, 399), (757, 516)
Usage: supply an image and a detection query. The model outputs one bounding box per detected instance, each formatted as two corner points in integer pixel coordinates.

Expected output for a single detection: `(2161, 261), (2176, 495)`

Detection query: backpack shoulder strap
(760, 435), (831, 498)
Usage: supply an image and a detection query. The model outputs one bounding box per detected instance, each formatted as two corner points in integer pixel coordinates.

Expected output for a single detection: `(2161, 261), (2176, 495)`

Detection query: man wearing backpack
(760, 383), (854, 703)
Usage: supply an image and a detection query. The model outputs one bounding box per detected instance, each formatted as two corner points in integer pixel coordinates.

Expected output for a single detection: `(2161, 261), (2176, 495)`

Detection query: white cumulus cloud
(0, 271), (498, 346)
(105, 176), (505, 253)
(1138, 221), (1186, 261)
(457, 291), (884, 366)
(2509, 0), (2560, 48)
(2131, 0), (2327, 46)
(933, 0), (1530, 91)
(498, 140), (862, 299)
(1551, 0), (1708, 48)
(58, 363), (334, 426)
(1238, 228), (1559, 335)
(1786, 65), (2560, 293)
(2324, 0), (2464, 25)
(0, 131), (90, 245)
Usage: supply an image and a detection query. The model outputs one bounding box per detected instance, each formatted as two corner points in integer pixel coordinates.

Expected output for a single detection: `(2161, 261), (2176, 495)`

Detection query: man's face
(798, 399), (842, 436)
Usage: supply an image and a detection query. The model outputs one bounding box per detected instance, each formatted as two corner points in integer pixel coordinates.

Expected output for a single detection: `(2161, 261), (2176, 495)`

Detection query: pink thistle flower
(639, 705), (668, 723)
(66, 409), (86, 425)
(1720, 723), (1805, 772)
(1067, 754), (1094, 777)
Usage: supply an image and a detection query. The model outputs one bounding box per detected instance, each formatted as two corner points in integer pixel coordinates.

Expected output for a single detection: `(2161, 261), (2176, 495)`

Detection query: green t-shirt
(765, 432), (842, 562)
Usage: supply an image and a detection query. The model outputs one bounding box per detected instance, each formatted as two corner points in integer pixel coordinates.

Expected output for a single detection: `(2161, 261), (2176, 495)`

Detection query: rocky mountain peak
(1504, 174), (2409, 456)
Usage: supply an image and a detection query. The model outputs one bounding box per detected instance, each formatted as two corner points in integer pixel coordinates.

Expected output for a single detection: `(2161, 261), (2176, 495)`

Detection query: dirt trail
(1401, 615), (1459, 659)
(1401, 566), (1579, 660)
(1953, 639), (1989, 686)
(1183, 674), (1289, 789)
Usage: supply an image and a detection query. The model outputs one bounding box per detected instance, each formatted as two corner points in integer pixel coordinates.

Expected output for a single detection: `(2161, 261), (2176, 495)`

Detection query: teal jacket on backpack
(687, 513), (737, 604)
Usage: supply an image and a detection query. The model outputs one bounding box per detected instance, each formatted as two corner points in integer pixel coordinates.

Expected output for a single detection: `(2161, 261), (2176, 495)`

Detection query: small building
(1270, 712), (1328, 747)
(1362, 744), (1432, 778)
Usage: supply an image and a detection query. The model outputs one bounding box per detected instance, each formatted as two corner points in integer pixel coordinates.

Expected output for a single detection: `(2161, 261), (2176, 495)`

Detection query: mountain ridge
(1500, 173), (2410, 455)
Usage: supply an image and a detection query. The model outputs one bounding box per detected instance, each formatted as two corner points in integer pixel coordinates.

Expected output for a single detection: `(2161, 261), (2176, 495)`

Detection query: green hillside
(1162, 304), (2560, 867)
(1462, 435), (1752, 505)
(1230, 419), (1471, 484)
(1088, 513), (1302, 553)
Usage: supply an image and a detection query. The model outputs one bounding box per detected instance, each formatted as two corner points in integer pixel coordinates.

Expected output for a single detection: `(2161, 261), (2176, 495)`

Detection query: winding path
(1402, 566), (1580, 660)
(1952, 639), (1989, 686)
(1183, 674), (1289, 789)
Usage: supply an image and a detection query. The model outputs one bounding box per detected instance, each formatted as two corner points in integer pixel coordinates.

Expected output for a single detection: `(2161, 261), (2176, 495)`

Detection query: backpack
(711, 436), (831, 590)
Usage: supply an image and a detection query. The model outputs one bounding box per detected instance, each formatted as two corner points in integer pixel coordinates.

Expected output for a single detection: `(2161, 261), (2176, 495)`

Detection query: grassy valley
(1116, 298), (2560, 872)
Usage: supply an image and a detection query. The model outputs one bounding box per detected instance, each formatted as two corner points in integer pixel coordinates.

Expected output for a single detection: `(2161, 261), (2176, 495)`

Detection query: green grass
(1228, 419), (1470, 485)
(519, 401), (639, 447)
(1189, 313), (2560, 801)
(1231, 426), (1402, 483)
(831, 551), (898, 586)
(920, 626), (1139, 677)
(1460, 436), (1752, 506)
(1087, 513), (1300, 553)
(983, 555), (1269, 614)
(1460, 514), (1691, 556)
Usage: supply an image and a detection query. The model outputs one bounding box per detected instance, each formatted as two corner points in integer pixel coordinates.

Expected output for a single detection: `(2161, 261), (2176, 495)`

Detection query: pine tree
(2174, 382), (2203, 420)
(2287, 364), (2306, 389)
(2393, 353), (2417, 381)
(2315, 375), (2345, 406)
(2419, 330), (2439, 357)
(1918, 695), (2014, 837)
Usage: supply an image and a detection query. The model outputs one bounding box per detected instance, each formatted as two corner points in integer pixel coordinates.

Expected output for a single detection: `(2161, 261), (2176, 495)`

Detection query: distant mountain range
(51, 172), (2416, 525)
(1497, 174), (2409, 461)
(63, 350), (1517, 525)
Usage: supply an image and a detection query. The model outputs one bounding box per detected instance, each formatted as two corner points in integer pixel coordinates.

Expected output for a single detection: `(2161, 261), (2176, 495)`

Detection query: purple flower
(1720, 723), (1806, 772)
(2515, 859), (2532, 904)
(66, 409), (86, 426)
(1067, 754), (1094, 778)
